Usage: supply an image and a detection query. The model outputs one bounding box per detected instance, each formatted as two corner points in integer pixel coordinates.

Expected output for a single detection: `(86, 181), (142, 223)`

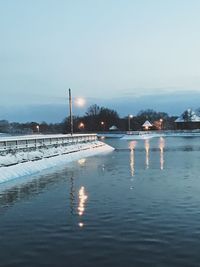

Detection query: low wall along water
(0, 134), (97, 154)
(0, 134), (99, 167)
(0, 134), (114, 183)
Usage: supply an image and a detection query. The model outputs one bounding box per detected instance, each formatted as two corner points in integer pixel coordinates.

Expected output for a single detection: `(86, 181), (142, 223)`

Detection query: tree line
(0, 105), (178, 134)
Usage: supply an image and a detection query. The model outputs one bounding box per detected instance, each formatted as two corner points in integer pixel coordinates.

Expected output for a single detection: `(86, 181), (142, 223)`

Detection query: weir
(0, 134), (97, 154)
(0, 134), (114, 182)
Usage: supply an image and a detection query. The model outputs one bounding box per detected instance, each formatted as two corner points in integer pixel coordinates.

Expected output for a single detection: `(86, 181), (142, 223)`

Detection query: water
(1, 137), (200, 267)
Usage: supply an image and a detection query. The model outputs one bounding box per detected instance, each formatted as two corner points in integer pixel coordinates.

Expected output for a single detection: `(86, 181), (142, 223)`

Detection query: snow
(0, 133), (96, 142)
(98, 133), (124, 138)
(0, 141), (114, 183)
(121, 133), (156, 140)
(121, 131), (200, 140)
(109, 125), (118, 130)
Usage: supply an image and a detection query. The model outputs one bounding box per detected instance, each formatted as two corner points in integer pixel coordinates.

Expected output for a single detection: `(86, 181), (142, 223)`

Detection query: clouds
(1, 0), (200, 120)
(1, 91), (200, 123)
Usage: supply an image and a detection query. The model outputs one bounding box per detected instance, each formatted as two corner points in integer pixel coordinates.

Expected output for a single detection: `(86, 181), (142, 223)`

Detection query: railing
(0, 134), (97, 153)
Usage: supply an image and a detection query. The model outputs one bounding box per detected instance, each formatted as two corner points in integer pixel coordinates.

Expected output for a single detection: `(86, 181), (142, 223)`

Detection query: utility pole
(69, 88), (73, 135)
(128, 114), (133, 131)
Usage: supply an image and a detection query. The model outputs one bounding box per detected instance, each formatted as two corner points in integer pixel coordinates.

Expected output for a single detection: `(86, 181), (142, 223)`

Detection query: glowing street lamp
(36, 125), (40, 133)
(68, 89), (86, 135)
(79, 122), (85, 130)
(160, 118), (163, 130)
(128, 114), (133, 131)
(100, 121), (105, 131)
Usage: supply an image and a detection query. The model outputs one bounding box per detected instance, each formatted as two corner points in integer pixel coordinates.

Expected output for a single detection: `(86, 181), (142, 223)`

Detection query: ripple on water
(1, 138), (200, 267)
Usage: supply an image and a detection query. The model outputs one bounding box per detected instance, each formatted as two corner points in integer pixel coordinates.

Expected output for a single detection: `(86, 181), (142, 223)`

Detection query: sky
(1, 0), (200, 122)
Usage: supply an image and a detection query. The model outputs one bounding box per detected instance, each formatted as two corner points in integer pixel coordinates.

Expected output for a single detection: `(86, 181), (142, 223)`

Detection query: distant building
(109, 125), (118, 131)
(175, 108), (200, 129)
(142, 120), (153, 130)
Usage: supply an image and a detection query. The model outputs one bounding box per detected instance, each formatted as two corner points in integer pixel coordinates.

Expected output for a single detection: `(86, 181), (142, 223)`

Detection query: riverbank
(98, 130), (200, 140)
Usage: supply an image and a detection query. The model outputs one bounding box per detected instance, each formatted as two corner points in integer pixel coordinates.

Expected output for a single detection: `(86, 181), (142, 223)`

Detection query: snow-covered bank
(121, 133), (157, 140)
(121, 132), (200, 140)
(0, 141), (114, 183)
(98, 133), (124, 138)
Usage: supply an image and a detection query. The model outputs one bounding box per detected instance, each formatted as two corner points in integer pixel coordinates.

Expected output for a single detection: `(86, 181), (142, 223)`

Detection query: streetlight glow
(74, 97), (86, 107)
(79, 122), (85, 129)
(160, 118), (163, 130)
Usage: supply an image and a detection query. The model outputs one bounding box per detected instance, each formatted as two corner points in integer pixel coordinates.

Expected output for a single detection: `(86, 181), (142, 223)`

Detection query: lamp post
(36, 125), (40, 133)
(68, 88), (73, 135)
(101, 121), (105, 131)
(160, 118), (163, 130)
(68, 89), (86, 135)
(128, 114), (133, 131)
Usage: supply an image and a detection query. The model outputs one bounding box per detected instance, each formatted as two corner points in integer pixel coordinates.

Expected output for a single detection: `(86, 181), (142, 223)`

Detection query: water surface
(1, 137), (200, 267)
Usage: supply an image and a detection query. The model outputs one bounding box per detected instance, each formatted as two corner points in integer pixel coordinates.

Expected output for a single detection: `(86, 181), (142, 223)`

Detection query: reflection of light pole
(159, 137), (165, 170)
(128, 114), (133, 131)
(129, 141), (136, 177)
(69, 88), (73, 135)
(145, 139), (150, 169)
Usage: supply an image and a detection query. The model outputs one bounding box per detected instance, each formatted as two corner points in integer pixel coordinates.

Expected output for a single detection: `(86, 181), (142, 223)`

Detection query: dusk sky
(1, 0), (200, 122)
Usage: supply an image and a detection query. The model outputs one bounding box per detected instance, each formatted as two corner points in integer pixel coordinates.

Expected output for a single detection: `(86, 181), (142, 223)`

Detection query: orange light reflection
(145, 139), (150, 169)
(129, 141), (136, 177)
(159, 137), (165, 170)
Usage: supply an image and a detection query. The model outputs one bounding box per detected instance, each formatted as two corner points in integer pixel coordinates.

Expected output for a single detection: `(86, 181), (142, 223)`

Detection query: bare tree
(86, 104), (101, 117)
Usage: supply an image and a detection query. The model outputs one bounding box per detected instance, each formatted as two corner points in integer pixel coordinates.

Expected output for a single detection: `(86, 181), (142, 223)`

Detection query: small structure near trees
(142, 120), (153, 130)
(175, 108), (200, 129)
(109, 125), (118, 131)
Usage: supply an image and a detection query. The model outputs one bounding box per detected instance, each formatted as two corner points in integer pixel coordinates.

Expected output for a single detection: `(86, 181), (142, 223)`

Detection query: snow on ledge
(0, 141), (114, 184)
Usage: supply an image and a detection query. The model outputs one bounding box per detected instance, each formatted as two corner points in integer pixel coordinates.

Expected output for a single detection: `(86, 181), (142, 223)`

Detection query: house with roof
(175, 108), (200, 129)
(142, 120), (153, 130)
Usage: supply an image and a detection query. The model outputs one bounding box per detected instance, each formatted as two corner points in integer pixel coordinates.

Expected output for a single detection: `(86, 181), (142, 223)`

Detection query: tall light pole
(128, 114), (133, 131)
(160, 118), (163, 130)
(36, 125), (40, 133)
(101, 121), (105, 131)
(69, 88), (73, 135)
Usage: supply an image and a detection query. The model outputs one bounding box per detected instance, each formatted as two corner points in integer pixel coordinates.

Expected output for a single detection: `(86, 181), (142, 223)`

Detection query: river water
(1, 137), (200, 267)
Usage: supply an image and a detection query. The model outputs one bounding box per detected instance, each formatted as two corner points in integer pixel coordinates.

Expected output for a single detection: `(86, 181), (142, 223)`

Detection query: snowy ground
(0, 141), (114, 183)
(97, 133), (124, 138)
(121, 131), (200, 140)
(98, 131), (200, 140)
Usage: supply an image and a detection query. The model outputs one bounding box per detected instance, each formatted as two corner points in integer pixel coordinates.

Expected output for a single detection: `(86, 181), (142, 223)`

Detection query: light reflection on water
(78, 186), (88, 228)
(129, 141), (136, 177)
(144, 139), (150, 169)
(1, 137), (200, 267)
(127, 138), (166, 172)
(159, 137), (165, 170)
